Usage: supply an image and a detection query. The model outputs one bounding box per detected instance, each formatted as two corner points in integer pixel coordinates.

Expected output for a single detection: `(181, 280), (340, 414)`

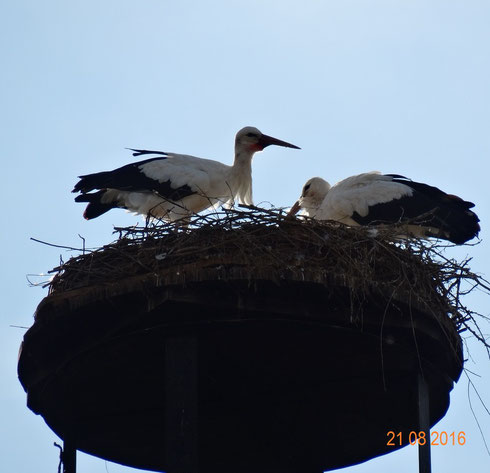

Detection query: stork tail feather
(75, 191), (118, 220)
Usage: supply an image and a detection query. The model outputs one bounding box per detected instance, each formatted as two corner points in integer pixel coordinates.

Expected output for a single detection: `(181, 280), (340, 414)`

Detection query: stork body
(73, 127), (299, 222)
(290, 172), (480, 244)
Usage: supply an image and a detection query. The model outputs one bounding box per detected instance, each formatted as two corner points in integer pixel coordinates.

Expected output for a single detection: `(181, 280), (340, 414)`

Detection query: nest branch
(41, 207), (490, 353)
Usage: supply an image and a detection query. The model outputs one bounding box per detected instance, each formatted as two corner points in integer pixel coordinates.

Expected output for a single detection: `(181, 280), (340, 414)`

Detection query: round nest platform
(19, 208), (484, 473)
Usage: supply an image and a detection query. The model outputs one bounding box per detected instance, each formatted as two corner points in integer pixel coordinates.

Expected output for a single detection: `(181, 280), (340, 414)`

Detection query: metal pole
(164, 335), (199, 473)
(417, 373), (431, 473)
(62, 437), (77, 473)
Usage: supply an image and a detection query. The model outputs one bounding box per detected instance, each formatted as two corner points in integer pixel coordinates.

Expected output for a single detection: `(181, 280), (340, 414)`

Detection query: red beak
(259, 134), (301, 150)
(288, 200), (302, 216)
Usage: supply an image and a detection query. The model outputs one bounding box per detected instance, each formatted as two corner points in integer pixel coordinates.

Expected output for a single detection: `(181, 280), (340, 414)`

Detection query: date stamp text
(387, 431), (466, 446)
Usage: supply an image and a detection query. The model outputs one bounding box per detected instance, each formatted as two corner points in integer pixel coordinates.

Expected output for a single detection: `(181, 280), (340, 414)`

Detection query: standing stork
(289, 172), (480, 244)
(73, 126), (300, 222)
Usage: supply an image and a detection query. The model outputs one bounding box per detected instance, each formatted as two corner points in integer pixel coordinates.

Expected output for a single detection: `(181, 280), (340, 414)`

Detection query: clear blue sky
(2, 1), (489, 471)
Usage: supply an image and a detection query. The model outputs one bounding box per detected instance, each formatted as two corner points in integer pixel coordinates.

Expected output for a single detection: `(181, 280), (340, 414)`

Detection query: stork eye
(304, 183), (311, 192)
(246, 132), (256, 137)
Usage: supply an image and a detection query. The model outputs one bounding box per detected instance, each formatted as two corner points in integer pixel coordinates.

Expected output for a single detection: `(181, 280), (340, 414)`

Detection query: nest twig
(44, 206), (489, 353)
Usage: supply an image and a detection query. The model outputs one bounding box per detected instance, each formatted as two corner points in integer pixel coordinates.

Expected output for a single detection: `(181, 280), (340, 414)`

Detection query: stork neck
(230, 150), (253, 184)
(233, 149), (254, 170)
(226, 149), (254, 205)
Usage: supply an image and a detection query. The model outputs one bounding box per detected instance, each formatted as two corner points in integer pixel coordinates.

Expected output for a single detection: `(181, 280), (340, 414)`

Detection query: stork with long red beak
(73, 126), (300, 222)
(289, 172), (480, 244)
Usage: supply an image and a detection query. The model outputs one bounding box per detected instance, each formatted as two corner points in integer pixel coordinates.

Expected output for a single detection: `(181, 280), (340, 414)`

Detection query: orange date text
(386, 431), (466, 446)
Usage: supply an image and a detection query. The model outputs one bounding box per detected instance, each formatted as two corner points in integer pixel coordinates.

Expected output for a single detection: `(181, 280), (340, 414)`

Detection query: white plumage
(289, 172), (480, 244)
(73, 126), (299, 222)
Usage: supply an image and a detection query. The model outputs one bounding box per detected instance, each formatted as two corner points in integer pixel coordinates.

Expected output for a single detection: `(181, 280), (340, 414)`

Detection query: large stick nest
(45, 207), (489, 351)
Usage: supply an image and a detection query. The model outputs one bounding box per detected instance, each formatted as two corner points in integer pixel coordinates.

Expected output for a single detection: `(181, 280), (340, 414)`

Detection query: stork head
(289, 177), (331, 216)
(235, 126), (300, 154)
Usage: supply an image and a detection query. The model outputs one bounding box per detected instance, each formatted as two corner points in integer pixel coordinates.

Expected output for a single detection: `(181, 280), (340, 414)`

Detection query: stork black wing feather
(350, 176), (480, 244)
(127, 148), (170, 157)
(72, 156), (195, 201)
(384, 173), (410, 180)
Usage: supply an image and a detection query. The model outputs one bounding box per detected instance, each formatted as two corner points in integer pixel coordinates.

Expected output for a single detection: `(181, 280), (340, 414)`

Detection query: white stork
(289, 172), (480, 244)
(73, 126), (300, 222)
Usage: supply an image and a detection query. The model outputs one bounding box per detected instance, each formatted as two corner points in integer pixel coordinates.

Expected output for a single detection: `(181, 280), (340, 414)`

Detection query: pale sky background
(2, 1), (490, 472)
